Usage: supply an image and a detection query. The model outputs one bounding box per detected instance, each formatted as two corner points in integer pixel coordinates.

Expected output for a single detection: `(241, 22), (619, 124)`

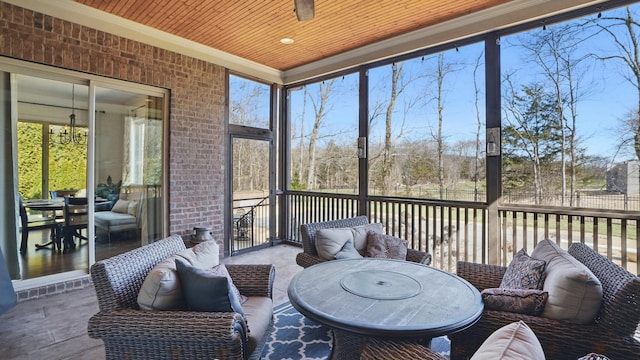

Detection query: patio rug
(262, 302), (450, 359)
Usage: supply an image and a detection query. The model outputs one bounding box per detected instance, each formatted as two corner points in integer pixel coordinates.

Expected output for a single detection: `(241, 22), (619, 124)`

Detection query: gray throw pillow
(335, 239), (363, 260)
(499, 249), (546, 290)
(174, 258), (244, 316)
(365, 231), (408, 260)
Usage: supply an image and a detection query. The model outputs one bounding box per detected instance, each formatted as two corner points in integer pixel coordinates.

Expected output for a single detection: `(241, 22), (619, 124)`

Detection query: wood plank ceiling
(74, 0), (512, 71)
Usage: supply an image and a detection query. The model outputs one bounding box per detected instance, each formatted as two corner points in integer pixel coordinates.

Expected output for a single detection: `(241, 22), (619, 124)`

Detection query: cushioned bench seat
(94, 196), (141, 242)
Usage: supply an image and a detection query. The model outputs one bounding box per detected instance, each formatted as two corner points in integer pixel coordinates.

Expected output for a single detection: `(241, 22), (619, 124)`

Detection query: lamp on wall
(486, 127), (500, 156)
(50, 83), (87, 146)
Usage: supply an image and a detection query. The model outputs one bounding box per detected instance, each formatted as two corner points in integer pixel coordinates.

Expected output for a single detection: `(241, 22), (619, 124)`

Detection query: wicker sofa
(295, 215), (432, 268)
(449, 242), (640, 359)
(88, 235), (275, 360)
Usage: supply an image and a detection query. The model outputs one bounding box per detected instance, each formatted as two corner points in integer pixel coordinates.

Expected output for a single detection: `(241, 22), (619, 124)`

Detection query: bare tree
(516, 24), (590, 206)
(369, 62), (425, 194)
(296, 86), (308, 186)
(381, 63), (403, 193)
(429, 53), (460, 199)
(472, 50), (484, 201)
(306, 80), (335, 189)
(591, 7), (640, 163)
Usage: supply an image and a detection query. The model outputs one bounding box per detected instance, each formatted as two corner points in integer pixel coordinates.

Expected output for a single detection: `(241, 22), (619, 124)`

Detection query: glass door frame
(227, 132), (276, 255)
(2, 56), (169, 289)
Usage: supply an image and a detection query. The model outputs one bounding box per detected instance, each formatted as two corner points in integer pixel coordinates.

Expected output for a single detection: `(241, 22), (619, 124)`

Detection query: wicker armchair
(360, 338), (447, 360)
(88, 236), (275, 360)
(295, 215), (432, 268)
(450, 242), (640, 360)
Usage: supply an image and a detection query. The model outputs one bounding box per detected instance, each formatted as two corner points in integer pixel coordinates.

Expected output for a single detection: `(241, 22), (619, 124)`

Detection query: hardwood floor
(0, 244), (303, 359)
(17, 229), (142, 280)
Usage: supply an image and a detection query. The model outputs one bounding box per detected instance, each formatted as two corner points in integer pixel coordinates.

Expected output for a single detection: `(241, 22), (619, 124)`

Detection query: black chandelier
(50, 83), (87, 146)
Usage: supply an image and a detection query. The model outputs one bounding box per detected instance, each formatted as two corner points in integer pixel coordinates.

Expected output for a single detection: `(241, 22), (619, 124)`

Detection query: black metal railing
(499, 204), (639, 275)
(283, 191), (639, 275)
(232, 196), (270, 253)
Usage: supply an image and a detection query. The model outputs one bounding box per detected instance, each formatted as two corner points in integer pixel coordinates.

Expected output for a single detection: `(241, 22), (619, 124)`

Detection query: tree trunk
(381, 64), (402, 194)
(437, 54), (445, 199)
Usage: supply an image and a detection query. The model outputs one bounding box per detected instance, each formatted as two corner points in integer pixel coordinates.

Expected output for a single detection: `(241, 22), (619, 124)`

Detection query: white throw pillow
(350, 223), (383, 253)
(137, 238), (220, 310)
(111, 199), (130, 214)
(315, 228), (354, 261)
(127, 200), (139, 216)
(471, 321), (545, 360)
(531, 239), (603, 324)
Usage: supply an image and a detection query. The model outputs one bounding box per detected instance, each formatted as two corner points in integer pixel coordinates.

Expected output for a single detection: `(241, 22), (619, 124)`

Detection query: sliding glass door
(2, 64), (167, 286)
(94, 85), (165, 261)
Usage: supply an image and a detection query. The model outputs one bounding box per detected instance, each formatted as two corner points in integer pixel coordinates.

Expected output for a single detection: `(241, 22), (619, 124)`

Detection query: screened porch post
(485, 32), (502, 265)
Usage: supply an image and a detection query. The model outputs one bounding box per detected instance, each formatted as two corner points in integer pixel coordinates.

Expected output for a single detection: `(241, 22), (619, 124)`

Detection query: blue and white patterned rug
(262, 302), (450, 359)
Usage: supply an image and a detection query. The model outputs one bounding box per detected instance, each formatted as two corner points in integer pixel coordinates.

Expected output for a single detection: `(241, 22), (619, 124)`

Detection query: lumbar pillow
(471, 321), (545, 360)
(531, 239), (602, 324)
(350, 223), (383, 253)
(334, 238), (363, 260)
(175, 259), (244, 315)
(315, 228), (354, 261)
(500, 249), (546, 290)
(481, 288), (548, 316)
(137, 239), (221, 310)
(366, 231), (408, 260)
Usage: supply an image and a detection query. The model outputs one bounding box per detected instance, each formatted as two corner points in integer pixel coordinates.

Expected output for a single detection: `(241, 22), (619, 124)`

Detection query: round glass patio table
(287, 258), (483, 360)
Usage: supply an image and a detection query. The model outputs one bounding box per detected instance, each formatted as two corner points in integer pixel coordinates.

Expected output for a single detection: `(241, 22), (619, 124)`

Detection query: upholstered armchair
(449, 243), (640, 359)
(88, 236), (275, 360)
(295, 215), (432, 268)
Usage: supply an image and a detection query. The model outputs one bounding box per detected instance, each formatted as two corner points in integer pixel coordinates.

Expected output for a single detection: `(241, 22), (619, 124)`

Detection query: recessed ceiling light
(280, 38), (294, 44)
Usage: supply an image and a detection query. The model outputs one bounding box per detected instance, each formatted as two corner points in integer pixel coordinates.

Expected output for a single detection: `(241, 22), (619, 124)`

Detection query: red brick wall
(0, 2), (227, 248)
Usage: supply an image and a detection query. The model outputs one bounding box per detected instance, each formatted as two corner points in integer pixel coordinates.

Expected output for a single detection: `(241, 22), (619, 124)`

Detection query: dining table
(23, 198), (111, 250)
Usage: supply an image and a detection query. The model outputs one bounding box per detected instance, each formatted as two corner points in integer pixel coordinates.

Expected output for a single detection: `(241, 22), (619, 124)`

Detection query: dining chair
(18, 196), (63, 252)
(62, 196), (89, 251)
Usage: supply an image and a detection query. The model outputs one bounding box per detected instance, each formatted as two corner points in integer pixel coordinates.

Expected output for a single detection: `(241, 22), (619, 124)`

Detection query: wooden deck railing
(283, 191), (640, 275)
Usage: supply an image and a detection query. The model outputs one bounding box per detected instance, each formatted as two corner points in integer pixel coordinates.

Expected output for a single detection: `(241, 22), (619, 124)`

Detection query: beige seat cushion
(471, 321), (545, 360)
(137, 238), (220, 310)
(242, 296), (274, 355)
(531, 239), (603, 324)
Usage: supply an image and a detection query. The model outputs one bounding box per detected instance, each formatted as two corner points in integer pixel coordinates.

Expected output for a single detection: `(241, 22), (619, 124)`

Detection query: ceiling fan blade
(294, 0), (315, 21)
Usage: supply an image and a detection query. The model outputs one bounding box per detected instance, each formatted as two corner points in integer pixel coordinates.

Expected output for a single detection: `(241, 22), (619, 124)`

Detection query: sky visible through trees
(231, 4), (640, 203)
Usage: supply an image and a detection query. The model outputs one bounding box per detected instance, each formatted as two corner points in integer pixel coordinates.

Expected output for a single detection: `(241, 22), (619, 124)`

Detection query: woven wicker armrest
(295, 252), (325, 268)
(226, 264), (275, 298)
(88, 309), (247, 341)
(456, 261), (506, 291)
(407, 248), (432, 265)
(361, 338), (446, 360)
